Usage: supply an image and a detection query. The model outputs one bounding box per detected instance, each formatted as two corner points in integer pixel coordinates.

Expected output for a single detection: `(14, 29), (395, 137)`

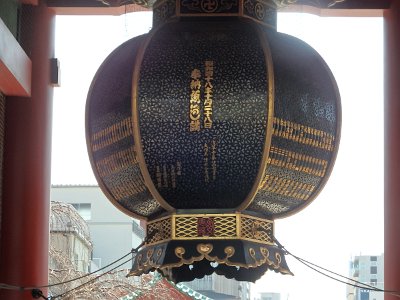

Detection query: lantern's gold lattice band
(145, 213), (274, 246)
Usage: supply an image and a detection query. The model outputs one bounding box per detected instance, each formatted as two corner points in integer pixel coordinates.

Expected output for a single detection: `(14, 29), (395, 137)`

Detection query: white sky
(52, 12), (383, 300)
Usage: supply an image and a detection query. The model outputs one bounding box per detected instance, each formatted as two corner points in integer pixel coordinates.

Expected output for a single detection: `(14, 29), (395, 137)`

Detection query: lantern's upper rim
(151, 0), (280, 29)
(147, 0), (297, 9)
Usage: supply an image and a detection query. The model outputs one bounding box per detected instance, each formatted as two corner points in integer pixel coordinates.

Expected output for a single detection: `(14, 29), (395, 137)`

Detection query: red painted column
(0, 1), (54, 299)
(384, 1), (400, 299)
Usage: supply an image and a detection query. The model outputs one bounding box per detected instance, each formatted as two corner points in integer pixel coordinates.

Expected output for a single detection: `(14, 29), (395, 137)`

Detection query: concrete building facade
(348, 254), (384, 300)
(184, 273), (251, 300)
(49, 201), (93, 273)
(259, 292), (281, 300)
(51, 185), (252, 299)
(51, 185), (144, 271)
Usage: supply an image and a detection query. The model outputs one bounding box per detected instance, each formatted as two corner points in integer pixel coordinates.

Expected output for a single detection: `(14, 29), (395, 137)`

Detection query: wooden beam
(46, 0), (390, 9)
(45, 0), (389, 15)
(0, 1), (54, 298)
(295, 0), (390, 9)
(0, 18), (31, 97)
(51, 3), (149, 15)
(20, 0), (39, 5)
(280, 4), (384, 17)
(384, 1), (400, 298)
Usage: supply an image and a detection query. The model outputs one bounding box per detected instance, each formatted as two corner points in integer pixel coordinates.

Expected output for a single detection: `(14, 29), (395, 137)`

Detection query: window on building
(370, 256), (377, 262)
(353, 258), (359, 269)
(71, 203), (91, 220)
(370, 279), (377, 286)
(370, 266), (378, 274)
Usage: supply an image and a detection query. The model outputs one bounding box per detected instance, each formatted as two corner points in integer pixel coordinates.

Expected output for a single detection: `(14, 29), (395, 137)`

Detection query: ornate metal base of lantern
(128, 213), (292, 282)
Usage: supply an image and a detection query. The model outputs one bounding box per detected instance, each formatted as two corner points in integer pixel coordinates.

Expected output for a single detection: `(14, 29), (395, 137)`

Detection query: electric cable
(0, 249), (134, 292)
(49, 256), (134, 299)
(0, 242), (145, 294)
(35, 249), (134, 289)
(295, 254), (400, 298)
(4, 231), (399, 299)
(42, 231), (158, 299)
(273, 237), (400, 298)
(32, 288), (48, 299)
(273, 237), (380, 291)
(0, 232), (156, 298)
(45, 238), (145, 289)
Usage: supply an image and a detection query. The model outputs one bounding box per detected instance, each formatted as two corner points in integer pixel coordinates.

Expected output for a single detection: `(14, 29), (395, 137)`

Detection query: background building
(51, 185), (252, 299)
(184, 274), (250, 300)
(51, 185), (145, 270)
(259, 292), (281, 300)
(348, 254), (384, 300)
(49, 195), (213, 299)
(49, 201), (92, 273)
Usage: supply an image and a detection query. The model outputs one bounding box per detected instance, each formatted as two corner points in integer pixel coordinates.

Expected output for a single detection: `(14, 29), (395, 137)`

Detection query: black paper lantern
(86, 0), (341, 283)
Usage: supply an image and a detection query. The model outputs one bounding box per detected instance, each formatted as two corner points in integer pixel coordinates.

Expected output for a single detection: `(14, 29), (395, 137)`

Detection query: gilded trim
(131, 25), (176, 213)
(237, 21), (274, 212)
(85, 52), (150, 221)
(236, 214), (241, 238)
(272, 46), (342, 219)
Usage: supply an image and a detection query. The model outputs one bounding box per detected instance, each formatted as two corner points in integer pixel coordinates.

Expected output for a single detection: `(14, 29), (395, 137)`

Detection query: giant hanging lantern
(86, 0), (341, 283)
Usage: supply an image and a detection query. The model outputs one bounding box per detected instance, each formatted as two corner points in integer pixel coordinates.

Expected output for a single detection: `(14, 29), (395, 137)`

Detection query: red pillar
(384, 1), (400, 299)
(0, 1), (54, 299)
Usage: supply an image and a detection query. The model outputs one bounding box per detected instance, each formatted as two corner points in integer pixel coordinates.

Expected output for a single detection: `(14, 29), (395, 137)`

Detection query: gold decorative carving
(129, 241), (293, 278)
(157, 242), (289, 272)
(95, 146), (138, 177)
(145, 213), (274, 246)
(132, 246), (164, 273)
(198, 243), (213, 254)
(258, 174), (316, 201)
(91, 117), (133, 152)
(272, 117), (335, 151)
(241, 217), (273, 244)
(147, 216), (172, 244)
(153, 0), (279, 28)
(268, 146), (328, 177)
(105, 175), (147, 201)
(174, 215), (237, 239)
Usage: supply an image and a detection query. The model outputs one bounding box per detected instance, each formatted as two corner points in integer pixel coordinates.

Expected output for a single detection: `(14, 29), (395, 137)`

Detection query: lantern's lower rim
(128, 239), (292, 283)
